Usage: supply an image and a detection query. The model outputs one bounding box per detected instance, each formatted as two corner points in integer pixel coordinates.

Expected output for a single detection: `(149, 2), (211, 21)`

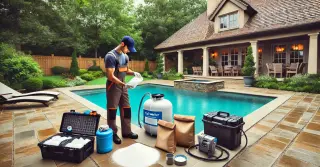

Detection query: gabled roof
(155, 0), (320, 51)
(208, 0), (257, 21)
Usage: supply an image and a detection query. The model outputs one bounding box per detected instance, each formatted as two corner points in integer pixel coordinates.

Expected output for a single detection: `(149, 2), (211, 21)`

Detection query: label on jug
(144, 110), (162, 126)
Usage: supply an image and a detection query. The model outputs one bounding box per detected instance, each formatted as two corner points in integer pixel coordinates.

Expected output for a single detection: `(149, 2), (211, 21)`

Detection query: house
(155, 0), (320, 76)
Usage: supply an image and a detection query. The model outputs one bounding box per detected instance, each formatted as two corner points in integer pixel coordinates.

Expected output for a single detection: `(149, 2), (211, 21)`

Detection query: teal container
(96, 128), (113, 154)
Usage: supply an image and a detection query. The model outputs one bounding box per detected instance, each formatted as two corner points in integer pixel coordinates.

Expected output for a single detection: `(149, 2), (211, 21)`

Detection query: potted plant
(242, 46), (256, 87)
(183, 68), (188, 75)
(155, 54), (164, 79)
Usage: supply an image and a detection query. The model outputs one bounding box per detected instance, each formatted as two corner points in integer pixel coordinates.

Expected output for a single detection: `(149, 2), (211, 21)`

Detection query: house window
(290, 44), (304, 63)
(230, 48), (238, 66)
(221, 50), (229, 66)
(220, 12), (238, 30)
(273, 45), (286, 64)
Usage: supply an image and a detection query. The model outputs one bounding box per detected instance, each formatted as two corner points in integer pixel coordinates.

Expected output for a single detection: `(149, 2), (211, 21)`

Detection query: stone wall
(174, 80), (225, 92)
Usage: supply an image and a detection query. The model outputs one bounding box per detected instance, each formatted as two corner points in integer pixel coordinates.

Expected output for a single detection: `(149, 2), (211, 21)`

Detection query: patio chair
(223, 66), (232, 76)
(192, 67), (197, 75)
(0, 82), (59, 99)
(273, 63), (283, 78)
(232, 66), (241, 76)
(0, 93), (55, 107)
(266, 63), (275, 76)
(209, 66), (218, 76)
(298, 62), (307, 74)
(197, 66), (203, 75)
(217, 66), (224, 76)
(286, 63), (299, 77)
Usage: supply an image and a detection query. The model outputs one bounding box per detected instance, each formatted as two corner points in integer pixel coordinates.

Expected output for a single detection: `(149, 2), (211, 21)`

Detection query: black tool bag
(38, 111), (100, 163)
(203, 111), (244, 150)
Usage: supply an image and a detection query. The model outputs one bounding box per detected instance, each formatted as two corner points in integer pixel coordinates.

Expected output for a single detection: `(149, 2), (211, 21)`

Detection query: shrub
(70, 50), (79, 76)
(66, 76), (87, 87)
(144, 59), (150, 72)
(80, 73), (95, 81)
(53, 80), (68, 88)
(256, 75), (277, 83)
(79, 69), (88, 75)
(155, 54), (164, 74)
(42, 79), (56, 89)
(142, 71), (149, 78)
(88, 71), (104, 78)
(242, 46), (256, 76)
(62, 72), (74, 79)
(1, 55), (43, 85)
(51, 66), (69, 75)
(23, 78), (43, 92)
(88, 60), (102, 71)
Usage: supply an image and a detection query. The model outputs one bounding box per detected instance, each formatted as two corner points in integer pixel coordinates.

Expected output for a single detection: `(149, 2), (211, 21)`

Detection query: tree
(0, 0), (67, 49)
(155, 54), (164, 74)
(242, 46), (256, 76)
(70, 50), (80, 76)
(75, 0), (142, 57)
(136, 0), (206, 60)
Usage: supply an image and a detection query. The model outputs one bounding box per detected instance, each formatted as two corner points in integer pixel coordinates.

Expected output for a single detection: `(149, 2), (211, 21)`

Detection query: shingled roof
(155, 0), (320, 51)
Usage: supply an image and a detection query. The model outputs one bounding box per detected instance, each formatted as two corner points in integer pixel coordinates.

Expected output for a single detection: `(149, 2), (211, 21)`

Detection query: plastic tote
(38, 112), (100, 163)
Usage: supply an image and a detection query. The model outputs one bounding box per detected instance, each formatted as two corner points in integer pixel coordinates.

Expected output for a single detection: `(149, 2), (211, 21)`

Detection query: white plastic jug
(126, 75), (143, 88)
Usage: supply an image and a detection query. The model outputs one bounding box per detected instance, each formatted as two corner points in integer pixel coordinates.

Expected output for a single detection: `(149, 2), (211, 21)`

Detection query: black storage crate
(38, 112), (100, 163)
(203, 111), (244, 150)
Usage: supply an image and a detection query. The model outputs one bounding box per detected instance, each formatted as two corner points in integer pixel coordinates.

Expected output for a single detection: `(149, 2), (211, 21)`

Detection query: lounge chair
(0, 82), (59, 99)
(0, 93), (55, 107)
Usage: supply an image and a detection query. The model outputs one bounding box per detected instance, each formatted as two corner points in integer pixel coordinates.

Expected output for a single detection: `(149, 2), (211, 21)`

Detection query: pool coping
(57, 81), (292, 166)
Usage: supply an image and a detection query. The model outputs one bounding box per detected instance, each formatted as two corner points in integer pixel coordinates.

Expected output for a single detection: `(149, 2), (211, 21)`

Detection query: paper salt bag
(126, 75), (143, 88)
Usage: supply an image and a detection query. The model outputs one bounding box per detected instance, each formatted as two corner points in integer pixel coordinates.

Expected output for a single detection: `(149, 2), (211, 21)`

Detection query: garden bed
(254, 74), (320, 93)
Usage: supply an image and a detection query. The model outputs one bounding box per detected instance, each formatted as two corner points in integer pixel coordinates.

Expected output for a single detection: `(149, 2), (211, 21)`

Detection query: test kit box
(38, 112), (100, 163)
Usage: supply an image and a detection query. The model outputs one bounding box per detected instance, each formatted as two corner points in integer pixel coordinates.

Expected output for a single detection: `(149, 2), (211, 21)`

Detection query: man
(104, 36), (141, 144)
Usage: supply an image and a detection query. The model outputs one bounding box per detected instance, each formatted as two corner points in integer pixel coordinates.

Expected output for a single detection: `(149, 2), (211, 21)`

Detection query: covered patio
(161, 33), (319, 78)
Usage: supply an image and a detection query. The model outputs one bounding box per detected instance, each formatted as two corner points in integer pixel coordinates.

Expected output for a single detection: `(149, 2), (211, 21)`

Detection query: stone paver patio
(0, 79), (319, 167)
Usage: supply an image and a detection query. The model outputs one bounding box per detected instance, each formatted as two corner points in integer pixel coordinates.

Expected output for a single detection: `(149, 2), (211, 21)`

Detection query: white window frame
(219, 11), (239, 31)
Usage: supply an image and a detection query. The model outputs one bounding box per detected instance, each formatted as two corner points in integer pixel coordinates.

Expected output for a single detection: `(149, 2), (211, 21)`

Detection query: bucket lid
(152, 94), (164, 99)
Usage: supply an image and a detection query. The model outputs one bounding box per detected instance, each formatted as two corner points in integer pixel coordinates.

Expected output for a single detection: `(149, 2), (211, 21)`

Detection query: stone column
(308, 33), (319, 74)
(250, 41), (258, 75)
(177, 50), (184, 73)
(202, 47), (209, 76)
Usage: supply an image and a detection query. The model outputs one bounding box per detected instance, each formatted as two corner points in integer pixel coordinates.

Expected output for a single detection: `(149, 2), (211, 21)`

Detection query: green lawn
(41, 75), (65, 82)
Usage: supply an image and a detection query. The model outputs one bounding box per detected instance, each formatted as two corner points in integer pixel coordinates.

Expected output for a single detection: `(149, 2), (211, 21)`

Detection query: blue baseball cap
(121, 36), (137, 53)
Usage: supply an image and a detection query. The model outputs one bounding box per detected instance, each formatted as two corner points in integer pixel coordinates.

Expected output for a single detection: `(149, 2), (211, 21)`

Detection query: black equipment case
(38, 112), (100, 163)
(202, 111), (244, 150)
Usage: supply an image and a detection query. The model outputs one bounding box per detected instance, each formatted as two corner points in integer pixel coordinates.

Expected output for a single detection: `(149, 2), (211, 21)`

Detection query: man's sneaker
(122, 132), (138, 139)
(113, 133), (122, 144)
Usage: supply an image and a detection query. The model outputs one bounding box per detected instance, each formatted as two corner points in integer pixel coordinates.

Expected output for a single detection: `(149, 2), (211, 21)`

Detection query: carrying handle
(217, 111), (230, 117)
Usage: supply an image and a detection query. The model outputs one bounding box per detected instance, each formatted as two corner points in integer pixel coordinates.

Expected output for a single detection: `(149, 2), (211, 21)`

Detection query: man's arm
(106, 68), (125, 86)
(126, 68), (134, 75)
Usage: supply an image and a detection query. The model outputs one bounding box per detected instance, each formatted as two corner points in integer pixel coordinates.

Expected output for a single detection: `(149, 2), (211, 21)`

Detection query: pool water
(74, 84), (275, 133)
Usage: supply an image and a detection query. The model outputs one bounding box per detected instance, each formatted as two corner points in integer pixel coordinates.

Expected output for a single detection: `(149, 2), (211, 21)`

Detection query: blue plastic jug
(96, 126), (113, 154)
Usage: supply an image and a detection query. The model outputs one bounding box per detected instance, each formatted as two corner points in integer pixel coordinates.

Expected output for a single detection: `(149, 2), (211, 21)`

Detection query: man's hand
(134, 72), (142, 78)
(125, 84), (134, 89)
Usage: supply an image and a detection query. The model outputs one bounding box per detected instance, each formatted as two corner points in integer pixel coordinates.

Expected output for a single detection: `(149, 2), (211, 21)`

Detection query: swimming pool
(73, 84), (275, 133)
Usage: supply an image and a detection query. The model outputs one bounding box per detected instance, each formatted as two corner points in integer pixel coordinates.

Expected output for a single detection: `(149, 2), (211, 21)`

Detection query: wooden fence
(33, 54), (156, 75)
